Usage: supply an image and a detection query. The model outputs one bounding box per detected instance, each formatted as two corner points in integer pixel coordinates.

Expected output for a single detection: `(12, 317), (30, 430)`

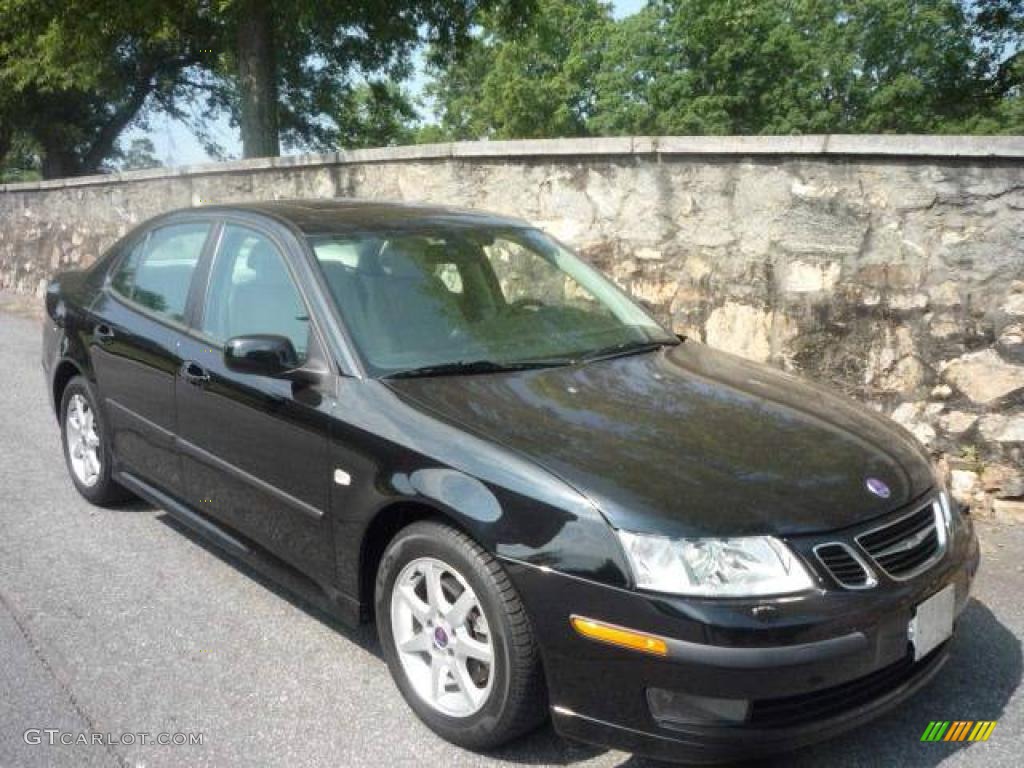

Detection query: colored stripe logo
(921, 721), (997, 742)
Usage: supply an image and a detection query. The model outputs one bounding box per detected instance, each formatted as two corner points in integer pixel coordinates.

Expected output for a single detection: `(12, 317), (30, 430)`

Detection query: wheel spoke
(456, 631), (493, 664)
(430, 655), (450, 700)
(398, 630), (433, 654)
(67, 399), (82, 431)
(452, 658), (483, 707)
(424, 563), (446, 613)
(445, 589), (475, 628)
(397, 584), (431, 624)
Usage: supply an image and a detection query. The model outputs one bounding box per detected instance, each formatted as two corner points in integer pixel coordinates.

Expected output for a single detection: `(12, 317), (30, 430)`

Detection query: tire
(60, 375), (131, 506)
(375, 520), (547, 750)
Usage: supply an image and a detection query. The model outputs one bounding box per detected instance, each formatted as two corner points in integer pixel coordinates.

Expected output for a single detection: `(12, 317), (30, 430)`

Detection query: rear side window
(111, 222), (210, 322)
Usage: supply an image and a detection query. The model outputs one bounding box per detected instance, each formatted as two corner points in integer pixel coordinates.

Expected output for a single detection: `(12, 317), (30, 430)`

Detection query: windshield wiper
(384, 358), (572, 379)
(577, 338), (679, 363)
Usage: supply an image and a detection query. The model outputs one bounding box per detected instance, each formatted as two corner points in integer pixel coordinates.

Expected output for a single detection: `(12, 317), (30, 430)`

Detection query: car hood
(385, 343), (935, 538)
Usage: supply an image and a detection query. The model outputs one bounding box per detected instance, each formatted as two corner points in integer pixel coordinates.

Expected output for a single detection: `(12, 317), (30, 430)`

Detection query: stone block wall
(2, 136), (1022, 517)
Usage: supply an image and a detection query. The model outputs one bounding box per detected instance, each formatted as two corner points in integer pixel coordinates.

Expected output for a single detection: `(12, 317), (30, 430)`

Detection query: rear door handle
(181, 361), (211, 387)
(93, 324), (115, 344)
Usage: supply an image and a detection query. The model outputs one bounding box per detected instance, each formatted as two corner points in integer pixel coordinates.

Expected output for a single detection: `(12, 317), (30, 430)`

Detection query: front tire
(60, 376), (130, 506)
(375, 520), (547, 750)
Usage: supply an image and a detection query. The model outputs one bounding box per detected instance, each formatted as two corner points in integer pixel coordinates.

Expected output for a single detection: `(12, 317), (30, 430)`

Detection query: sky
(125, 0), (647, 167)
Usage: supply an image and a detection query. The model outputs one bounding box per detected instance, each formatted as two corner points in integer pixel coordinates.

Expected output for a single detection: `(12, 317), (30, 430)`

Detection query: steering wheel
(510, 297), (546, 311)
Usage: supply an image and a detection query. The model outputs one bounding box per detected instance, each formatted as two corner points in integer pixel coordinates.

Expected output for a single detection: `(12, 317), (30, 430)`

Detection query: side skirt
(115, 470), (363, 627)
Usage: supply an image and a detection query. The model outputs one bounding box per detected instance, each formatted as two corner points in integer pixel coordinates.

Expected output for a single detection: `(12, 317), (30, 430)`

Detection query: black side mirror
(224, 335), (299, 377)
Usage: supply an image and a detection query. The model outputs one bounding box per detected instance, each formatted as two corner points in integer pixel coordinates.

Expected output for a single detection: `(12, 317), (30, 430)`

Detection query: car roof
(192, 198), (533, 235)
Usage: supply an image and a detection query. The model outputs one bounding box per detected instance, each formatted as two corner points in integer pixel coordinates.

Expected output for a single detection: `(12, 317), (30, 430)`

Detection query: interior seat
(357, 239), (466, 364)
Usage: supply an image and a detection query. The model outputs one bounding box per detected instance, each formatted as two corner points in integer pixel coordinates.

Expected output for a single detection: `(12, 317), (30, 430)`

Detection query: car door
(175, 219), (336, 582)
(89, 219), (214, 495)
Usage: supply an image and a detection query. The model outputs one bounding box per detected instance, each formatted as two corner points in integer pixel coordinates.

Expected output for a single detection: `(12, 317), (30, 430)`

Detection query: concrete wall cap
(2, 135), (1021, 193)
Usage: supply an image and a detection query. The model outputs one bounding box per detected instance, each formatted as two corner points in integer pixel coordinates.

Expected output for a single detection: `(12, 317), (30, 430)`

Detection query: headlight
(617, 531), (815, 597)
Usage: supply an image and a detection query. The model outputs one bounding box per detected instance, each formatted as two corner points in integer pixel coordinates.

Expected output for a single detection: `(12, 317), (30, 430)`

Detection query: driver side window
(201, 225), (311, 362)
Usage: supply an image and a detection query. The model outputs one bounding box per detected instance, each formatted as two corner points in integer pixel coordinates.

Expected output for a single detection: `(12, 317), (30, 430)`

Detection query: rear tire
(375, 520), (547, 750)
(60, 376), (130, 506)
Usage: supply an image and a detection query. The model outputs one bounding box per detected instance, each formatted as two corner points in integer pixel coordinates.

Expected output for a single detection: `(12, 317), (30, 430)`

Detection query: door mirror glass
(223, 335), (299, 377)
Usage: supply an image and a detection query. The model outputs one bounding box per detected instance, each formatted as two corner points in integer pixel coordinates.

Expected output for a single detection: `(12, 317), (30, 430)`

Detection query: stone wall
(2, 136), (1023, 518)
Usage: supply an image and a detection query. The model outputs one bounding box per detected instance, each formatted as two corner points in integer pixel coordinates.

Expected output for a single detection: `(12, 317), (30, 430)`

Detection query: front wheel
(375, 521), (547, 750)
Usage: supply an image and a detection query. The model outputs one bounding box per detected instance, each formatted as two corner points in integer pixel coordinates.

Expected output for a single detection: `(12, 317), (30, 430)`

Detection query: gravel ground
(1, 309), (1022, 768)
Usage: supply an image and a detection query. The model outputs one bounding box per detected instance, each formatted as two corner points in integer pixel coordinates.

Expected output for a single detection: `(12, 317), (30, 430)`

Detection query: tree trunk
(40, 144), (79, 180)
(237, 0), (280, 158)
(0, 125), (11, 166)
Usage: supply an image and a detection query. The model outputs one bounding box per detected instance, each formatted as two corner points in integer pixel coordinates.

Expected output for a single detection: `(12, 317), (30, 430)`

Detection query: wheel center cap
(433, 625), (450, 649)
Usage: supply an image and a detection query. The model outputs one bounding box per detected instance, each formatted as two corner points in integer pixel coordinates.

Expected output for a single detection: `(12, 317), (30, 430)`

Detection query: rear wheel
(375, 521), (546, 750)
(60, 376), (130, 505)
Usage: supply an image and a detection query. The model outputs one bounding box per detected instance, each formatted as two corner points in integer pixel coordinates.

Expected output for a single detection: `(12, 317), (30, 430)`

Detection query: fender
(329, 378), (632, 612)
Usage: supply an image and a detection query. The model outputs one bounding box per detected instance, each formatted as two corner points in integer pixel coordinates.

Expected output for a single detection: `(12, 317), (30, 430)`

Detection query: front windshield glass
(309, 226), (675, 377)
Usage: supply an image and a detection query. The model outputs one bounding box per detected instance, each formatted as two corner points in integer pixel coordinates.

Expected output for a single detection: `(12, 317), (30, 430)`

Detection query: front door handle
(181, 361), (211, 387)
(93, 324), (115, 344)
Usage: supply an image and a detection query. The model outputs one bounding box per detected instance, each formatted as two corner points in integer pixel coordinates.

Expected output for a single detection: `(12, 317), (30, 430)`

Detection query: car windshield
(308, 226), (676, 377)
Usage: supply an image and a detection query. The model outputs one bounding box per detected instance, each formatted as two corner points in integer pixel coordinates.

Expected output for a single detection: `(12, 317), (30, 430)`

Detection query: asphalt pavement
(0, 308), (1022, 768)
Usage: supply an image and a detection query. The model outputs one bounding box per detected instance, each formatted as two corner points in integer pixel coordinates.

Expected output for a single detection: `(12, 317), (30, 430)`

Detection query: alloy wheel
(390, 556), (495, 717)
(66, 393), (101, 487)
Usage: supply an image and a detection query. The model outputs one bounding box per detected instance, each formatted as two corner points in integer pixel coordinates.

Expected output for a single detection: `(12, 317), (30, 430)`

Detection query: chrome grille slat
(814, 542), (877, 589)
(857, 504), (933, 551)
(856, 500), (946, 581)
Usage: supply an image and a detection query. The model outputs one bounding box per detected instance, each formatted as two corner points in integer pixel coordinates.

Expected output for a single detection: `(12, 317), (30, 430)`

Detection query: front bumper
(503, 515), (980, 763)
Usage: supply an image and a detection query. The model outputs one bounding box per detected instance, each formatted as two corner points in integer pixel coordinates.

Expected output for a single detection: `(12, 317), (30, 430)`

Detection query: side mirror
(224, 335), (299, 377)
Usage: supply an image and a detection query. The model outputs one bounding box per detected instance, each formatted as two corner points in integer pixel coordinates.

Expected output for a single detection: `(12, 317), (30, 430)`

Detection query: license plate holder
(909, 584), (955, 661)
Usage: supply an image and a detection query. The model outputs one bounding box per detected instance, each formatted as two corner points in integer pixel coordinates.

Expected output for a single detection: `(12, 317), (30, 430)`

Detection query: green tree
(0, 0), (533, 177)
(0, 0), (222, 178)
(114, 137), (164, 171)
(425, 0), (615, 139)
(596, 0), (1024, 135)
(426, 0), (1024, 137)
(227, 0), (535, 157)
(333, 82), (418, 149)
(0, 131), (41, 182)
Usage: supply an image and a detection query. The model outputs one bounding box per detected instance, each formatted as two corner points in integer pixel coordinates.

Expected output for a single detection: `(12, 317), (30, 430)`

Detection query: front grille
(749, 645), (947, 727)
(856, 501), (944, 580)
(815, 543), (874, 588)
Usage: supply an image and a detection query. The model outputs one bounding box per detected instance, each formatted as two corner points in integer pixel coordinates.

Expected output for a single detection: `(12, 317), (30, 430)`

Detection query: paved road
(1, 308), (1022, 768)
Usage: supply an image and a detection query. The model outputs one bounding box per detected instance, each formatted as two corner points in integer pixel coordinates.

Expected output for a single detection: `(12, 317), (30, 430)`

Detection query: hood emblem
(865, 477), (891, 499)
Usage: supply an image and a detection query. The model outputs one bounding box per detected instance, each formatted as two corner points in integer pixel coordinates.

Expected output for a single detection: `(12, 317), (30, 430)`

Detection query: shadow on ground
(157, 511), (1021, 768)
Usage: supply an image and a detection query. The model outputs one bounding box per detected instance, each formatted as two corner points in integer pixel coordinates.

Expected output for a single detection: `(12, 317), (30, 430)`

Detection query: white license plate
(909, 584), (955, 661)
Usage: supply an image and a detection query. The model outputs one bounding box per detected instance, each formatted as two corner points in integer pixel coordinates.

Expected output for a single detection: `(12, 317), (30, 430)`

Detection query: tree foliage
(425, 0), (614, 139)
(114, 137), (164, 171)
(0, 0), (532, 177)
(0, 0), (222, 178)
(425, 0), (1024, 138)
(2, 0), (1020, 180)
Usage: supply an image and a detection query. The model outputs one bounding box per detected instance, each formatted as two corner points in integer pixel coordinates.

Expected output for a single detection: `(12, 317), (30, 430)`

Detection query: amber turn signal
(570, 615), (669, 657)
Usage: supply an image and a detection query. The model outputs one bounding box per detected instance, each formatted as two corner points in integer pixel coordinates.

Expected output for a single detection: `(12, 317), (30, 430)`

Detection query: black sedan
(42, 200), (979, 763)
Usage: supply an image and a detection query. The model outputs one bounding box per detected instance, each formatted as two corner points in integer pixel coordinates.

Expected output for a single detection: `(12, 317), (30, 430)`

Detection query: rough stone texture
(2, 136), (1022, 514)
